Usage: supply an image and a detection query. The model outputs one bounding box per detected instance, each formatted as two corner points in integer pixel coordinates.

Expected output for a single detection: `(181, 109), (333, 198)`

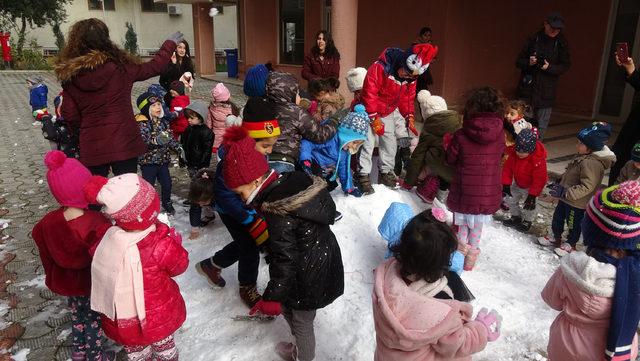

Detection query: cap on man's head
(546, 12), (565, 29)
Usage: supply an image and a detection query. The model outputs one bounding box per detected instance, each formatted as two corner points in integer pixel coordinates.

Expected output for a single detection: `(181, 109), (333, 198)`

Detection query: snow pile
(168, 184), (559, 360)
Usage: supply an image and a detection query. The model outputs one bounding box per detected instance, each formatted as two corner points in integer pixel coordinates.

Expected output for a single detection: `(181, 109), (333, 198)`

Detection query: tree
(0, 0), (70, 54)
(124, 22), (138, 55)
(52, 20), (65, 51)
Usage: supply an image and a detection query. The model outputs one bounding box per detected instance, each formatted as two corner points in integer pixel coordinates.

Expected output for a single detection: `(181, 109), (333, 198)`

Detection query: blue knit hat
(338, 104), (369, 147)
(515, 128), (537, 153)
(243, 64), (270, 97)
(631, 142), (640, 162)
(577, 122), (612, 151)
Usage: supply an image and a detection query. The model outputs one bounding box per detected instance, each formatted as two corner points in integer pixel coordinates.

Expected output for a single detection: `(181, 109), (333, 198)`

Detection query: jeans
(88, 157), (138, 177)
(269, 161), (295, 174)
(535, 107), (552, 139)
(210, 213), (260, 285)
(140, 164), (172, 207)
(282, 307), (317, 361)
(359, 109), (401, 174)
(551, 200), (585, 246)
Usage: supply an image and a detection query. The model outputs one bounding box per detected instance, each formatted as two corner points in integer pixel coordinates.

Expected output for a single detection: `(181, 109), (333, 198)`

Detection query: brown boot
(239, 284), (262, 309)
(356, 173), (375, 195)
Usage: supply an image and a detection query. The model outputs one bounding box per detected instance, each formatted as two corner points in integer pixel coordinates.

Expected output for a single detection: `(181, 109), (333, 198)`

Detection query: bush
(124, 22), (138, 55)
(10, 38), (51, 70)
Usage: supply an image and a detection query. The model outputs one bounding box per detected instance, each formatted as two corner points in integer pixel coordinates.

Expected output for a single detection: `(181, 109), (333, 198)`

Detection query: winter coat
(373, 258), (488, 361)
(214, 147), (258, 225)
(29, 83), (48, 111)
(362, 48), (417, 119)
(99, 222), (188, 346)
(57, 40), (176, 167)
(136, 114), (181, 166)
(265, 72), (337, 162)
(612, 70), (640, 178)
(301, 54), (340, 81)
(207, 102), (234, 149)
(501, 141), (548, 196)
(405, 110), (461, 186)
(31, 208), (111, 297)
(159, 57), (195, 92)
(616, 160), (640, 184)
(541, 251), (638, 361)
(558, 146), (616, 209)
(181, 123), (213, 169)
(516, 30), (571, 108)
(446, 113), (505, 215)
(255, 171), (344, 310)
(169, 95), (190, 139)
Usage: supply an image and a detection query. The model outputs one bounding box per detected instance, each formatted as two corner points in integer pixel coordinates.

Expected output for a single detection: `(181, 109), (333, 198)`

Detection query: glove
(475, 308), (502, 342)
(502, 185), (512, 198)
(301, 160), (313, 175)
(249, 300), (282, 316)
(547, 182), (566, 198)
(166, 31), (184, 45)
(443, 133), (453, 150)
(406, 115), (418, 136)
(370, 116), (384, 136)
(347, 188), (363, 197)
(523, 195), (537, 210)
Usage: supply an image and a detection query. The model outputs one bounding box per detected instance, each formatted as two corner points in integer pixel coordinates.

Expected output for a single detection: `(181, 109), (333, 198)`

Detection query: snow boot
(275, 342), (298, 361)
(515, 220), (532, 233)
(463, 248), (481, 271)
(196, 258), (226, 288)
(163, 202), (176, 216)
(379, 172), (398, 188)
(356, 173), (375, 195)
(416, 175), (439, 203)
(502, 215), (522, 228)
(239, 284), (262, 309)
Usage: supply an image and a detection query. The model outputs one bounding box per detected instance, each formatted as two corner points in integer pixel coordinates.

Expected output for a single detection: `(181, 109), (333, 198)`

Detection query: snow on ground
(170, 184), (560, 360)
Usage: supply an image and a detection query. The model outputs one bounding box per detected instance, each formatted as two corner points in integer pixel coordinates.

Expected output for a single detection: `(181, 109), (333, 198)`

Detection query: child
(403, 90), (461, 203)
(136, 92), (183, 215)
(299, 104), (368, 197)
(541, 180), (640, 361)
(222, 129), (343, 361)
(180, 100), (214, 178)
(187, 168), (216, 240)
(195, 97), (280, 309)
(84, 173), (188, 361)
(445, 86), (505, 271)
(168, 81), (190, 140)
(28, 75), (48, 116)
(32, 151), (113, 361)
(373, 209), (500, 360)
(501, 128), (548, 232)
(207, 82), (239, 154)
(504, 99), (534, 136)
(615, 142), (640, 183)
(311, 91), (346, 122)
(541, 122), (616, 256)
(345, 67), (367, 110)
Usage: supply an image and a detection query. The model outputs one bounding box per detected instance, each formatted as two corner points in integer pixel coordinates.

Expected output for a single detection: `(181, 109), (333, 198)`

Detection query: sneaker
(163, 203), (176, 216)
(356, 174), (375, 195)
(416, 175), (439, 203)
(538, 235), (562, 247)
(239, 284), (262, 309)
(195, 258), (226, 288)
(334, 211), (343, 222)
(515, 220), (532, 233)
(554, 243), (574, 257)
(502, 216), (522, 228)
(379, 172), (398, 188)
(275, 342), (297, 361)
(463, 248), (481, 271)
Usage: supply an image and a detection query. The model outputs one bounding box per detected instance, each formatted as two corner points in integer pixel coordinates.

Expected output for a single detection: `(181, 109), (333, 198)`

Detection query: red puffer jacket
(32, 208), (111, 297)
(361, 48), (416, 119)
(502, 142), (548, 196)
(57, 40), (176, 167)
(98, 222), (189, 346)
(169, 94), (190, 140)
(446, 113), (505, 215)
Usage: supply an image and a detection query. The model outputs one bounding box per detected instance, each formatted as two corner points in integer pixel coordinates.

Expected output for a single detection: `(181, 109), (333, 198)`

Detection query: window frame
(278, 0), (305, 65)
(87, 0), (115, 11)
(141, 0), (168, 13)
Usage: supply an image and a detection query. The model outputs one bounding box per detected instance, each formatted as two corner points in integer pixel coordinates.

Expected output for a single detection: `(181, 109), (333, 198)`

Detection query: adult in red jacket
(302, 30), (340, 82)
(54, 18), (183, 176)
(357, 44), (438, 193)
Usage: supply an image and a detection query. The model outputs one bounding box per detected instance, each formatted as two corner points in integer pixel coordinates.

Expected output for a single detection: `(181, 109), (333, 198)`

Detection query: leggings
(69, 296), (104, 361)
(457, 222), (484, 250)
(124, 334), (178, 361)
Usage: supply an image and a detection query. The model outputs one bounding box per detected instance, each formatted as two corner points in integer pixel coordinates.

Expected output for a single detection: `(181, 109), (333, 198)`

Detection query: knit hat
(185, 100), (208, 122)
(84, 173), (160, 231)
(136, 92), (163, 119)
(404, 43), (439, 76)
(243, 64), (270, 97)
(44, 150), (92, 209)
(346, 67), (367, 92)
(515, 128), (537, 153)
(577, 122), (612, 151)
(26, 75), (44, 85)
(170, 80), (185, 96)
(631, 142), (640, 162)
(212, 82), (230, 102)
(417, 90), (447, 118)
(338, 104), (369, 144)
(241, 97), (280, 139)
(221, 127), (269, 189)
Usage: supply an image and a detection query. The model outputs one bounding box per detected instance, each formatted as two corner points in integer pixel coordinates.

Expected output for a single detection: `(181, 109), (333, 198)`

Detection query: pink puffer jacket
(207, 83), (233, 149)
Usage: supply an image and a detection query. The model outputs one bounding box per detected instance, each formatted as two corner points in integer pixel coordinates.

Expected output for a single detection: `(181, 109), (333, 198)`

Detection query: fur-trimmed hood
(55, 50), (138, 90)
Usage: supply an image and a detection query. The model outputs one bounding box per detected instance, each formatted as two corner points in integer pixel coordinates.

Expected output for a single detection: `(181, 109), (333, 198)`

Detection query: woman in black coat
(159, 40), (195, 103)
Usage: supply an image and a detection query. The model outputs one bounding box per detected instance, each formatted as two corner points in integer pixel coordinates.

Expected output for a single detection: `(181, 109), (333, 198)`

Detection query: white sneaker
(537, 236), (554, 246)
(554, 243), (574, 257)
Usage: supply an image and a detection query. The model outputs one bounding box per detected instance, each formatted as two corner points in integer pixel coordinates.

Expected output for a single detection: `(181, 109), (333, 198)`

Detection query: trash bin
(224, 49), (238, 78)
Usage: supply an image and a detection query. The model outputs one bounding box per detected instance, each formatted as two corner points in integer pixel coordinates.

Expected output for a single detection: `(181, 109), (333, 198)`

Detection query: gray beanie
(185, 100), (208, 122)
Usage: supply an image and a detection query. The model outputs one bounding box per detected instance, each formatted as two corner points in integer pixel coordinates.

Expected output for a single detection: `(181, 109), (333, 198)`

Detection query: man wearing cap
(516, 12), (571, 139)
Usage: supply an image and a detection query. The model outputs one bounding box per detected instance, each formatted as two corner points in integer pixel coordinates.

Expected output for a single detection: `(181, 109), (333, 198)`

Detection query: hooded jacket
(559, 146), (616, 209)
(207, 84), (236, 149)
(541, 251), (638, 361)
(617, 159), (640, 184)
(254, 171), (344, 310)
(501, 141), (548, 196)
(265, 72), (337, 162)
(446, 113), (505, 215)
(56, 40), (176, 167)
(29, 83), (48, 111)
(405, 110), (462, 186)
(169, 94), (190, 139)
(136, 113), (181, 166)
(373, 258), (488, 361)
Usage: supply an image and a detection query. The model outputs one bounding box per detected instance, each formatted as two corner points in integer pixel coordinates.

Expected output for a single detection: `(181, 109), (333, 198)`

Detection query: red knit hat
(44, 150), (92, 209)
(84, 173), (160, 231)
(222, 127), (269, 189)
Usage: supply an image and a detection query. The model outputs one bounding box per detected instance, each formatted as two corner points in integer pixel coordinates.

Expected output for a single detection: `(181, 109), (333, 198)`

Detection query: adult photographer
(516, 12), (571, 139)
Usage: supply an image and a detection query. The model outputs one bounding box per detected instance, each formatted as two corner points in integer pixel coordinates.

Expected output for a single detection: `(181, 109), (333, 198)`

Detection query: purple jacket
(446, 112), (505, 215)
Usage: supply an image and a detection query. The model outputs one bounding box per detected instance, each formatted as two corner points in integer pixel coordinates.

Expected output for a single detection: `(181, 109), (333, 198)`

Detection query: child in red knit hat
(32, 150), (113, 361)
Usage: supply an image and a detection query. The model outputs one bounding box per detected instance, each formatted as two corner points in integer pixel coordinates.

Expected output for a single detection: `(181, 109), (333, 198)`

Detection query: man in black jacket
(516, 12), (571, 139)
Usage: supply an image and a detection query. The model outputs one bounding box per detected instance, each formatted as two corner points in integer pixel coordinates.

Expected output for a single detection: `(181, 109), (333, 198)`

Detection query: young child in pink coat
(207, 83), (239, 154)
(541, 180), (640, 361)
(372, 208), (501, 361)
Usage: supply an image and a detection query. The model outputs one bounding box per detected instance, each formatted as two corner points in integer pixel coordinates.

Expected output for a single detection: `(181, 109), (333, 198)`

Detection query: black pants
(551, 201), (585, 246)
(140, 164), (172, 207)
(211, 213), (260, 285)
(88, 157), (138, 177)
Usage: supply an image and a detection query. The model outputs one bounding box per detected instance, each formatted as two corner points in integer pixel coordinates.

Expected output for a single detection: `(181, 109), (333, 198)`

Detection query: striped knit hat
(241, 97), (281, 139)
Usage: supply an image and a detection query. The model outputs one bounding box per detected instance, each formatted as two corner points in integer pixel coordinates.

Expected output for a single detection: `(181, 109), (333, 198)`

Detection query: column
(192, 2), (216, 76)
(331, 0), (358, 101)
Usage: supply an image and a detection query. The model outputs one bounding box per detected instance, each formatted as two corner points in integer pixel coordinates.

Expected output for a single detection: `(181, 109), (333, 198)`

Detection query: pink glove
(249, 300), (282, 316)
(475, 308), (502, 342)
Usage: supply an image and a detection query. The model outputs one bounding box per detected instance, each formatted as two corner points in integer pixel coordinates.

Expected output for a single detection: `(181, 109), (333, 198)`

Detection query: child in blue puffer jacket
(299, 104), (368, 196)
(27, 75), (48, 116)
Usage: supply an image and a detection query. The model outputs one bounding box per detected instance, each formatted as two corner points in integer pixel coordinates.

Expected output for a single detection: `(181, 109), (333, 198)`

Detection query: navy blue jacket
(214, 147), (257, 225)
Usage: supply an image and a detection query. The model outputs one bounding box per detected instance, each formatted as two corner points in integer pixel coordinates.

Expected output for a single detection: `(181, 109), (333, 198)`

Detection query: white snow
(10, 348), (29, 361)
(167, 184), (560, 360)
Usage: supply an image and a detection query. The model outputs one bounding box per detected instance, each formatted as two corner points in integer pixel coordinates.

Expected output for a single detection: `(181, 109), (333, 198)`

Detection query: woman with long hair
(301, 30), (340, 82)
(159, 40), (195, 94)
(54, 18), (182, 177)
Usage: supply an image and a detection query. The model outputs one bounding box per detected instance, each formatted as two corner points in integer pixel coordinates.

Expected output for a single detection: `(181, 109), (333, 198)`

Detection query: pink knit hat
(84, 173), (160, 231)
(212, 82), (231, 102)
(44, 150), (92, 209)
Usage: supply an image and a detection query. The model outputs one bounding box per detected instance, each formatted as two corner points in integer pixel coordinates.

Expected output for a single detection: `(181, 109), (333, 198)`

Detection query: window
(141, 0), (167, 12)
(279, 0), (304, 65)
(88, 0), (115, 11)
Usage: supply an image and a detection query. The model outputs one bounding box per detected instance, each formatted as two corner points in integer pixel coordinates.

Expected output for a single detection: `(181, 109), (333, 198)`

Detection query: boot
(195, 258), (226, 288)
(516, 220), (532, 233)
(356, 173), (375, 195)
(464, 248), (481, 271)
(239, 284), (262, 309)
(163, 202), (176, 216)
(416, 175), (439, 203)
(275, 342), (297, 361)
(379, 172), (398, 188)
(502, 215), (522, 228)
